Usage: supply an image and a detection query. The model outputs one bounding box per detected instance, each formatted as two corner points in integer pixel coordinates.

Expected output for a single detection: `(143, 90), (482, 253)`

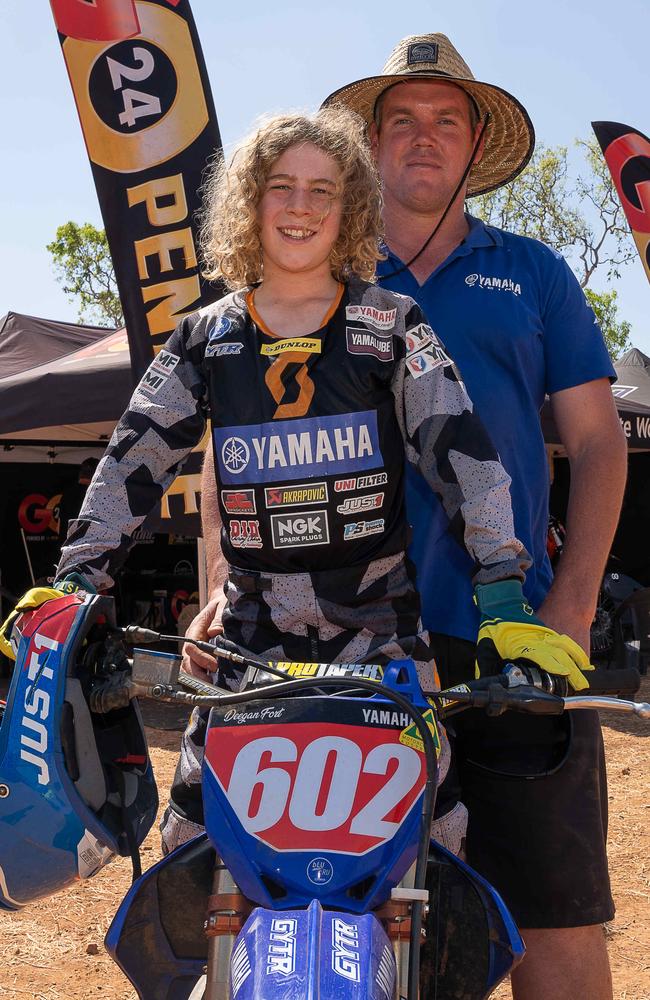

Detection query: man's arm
(182, 445), (229, 677)
(201, 445), (228, 597)
(538, 378), (627, 651)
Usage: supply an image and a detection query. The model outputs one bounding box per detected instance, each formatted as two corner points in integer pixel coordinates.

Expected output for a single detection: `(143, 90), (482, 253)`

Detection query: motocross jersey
(57, 278), (529, 590)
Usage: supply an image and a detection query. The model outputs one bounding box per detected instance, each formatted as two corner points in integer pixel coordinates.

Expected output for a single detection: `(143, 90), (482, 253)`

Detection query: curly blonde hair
(200, 107), (384, 289)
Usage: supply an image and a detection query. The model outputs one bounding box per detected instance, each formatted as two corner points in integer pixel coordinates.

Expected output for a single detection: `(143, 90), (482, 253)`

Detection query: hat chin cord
(379, 111), (491, 281)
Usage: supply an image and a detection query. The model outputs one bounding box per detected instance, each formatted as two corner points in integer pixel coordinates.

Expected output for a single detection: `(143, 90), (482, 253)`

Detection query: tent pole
(20, 529), (35, 587)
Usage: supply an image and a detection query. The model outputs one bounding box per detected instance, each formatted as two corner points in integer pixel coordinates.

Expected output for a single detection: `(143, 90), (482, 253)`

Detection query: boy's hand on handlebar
(474, 580), (594, 692)
(182, 592), (226, 679)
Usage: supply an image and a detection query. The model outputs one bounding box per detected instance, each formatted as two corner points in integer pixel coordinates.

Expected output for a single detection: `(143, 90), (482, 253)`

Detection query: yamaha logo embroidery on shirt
(465, 273), (522, 295)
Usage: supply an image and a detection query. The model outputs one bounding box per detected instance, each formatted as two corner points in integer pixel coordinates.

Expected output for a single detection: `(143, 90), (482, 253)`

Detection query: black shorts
(431, 632), (615, 929)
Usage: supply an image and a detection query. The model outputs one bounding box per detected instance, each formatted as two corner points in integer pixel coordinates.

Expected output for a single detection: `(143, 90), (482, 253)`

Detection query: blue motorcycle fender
(231, 899), (395, 1000)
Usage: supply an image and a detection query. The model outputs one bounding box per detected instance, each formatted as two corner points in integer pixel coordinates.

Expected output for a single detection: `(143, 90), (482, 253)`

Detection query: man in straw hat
(321, 32), (627, 1000)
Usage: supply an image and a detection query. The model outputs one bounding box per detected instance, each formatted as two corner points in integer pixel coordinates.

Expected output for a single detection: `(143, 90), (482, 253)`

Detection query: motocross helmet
(0, 592), (158, 909)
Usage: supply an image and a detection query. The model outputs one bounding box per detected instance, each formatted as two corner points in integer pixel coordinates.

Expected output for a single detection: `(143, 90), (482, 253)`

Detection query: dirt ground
(1, 680), (648, 1000)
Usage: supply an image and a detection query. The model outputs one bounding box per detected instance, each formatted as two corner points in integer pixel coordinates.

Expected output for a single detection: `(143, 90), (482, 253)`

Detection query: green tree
(469, 140), (636, 289)
(47, 221), (124, 327)
(469, 140), (637, 359)
(584, 288), (631, 360)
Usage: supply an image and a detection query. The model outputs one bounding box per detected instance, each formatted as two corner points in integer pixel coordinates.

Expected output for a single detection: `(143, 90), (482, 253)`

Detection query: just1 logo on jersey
(337, 493), (384, 515)
(343, 519), (385, 541)
(214, 412), (382, 485)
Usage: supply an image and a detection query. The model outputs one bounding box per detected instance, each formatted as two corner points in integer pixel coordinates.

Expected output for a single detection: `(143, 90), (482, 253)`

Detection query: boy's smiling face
(258, 143), (343, 281)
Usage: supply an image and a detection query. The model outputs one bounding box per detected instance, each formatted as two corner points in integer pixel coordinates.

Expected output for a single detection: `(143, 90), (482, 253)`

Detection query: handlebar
(430, 663), (648, 721)
(101, 627), (649, 724)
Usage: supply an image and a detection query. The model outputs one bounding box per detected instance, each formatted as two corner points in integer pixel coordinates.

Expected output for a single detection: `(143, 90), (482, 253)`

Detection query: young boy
(56, 109), (534, 854)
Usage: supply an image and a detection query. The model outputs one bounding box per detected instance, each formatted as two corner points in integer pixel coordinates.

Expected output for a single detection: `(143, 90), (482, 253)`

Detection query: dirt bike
(0, 593), (647, 1000)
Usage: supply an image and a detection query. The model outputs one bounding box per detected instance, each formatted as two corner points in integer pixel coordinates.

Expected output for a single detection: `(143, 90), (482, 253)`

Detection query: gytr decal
(266, 917), (297, 977)
(229, 519), (262, 549)
(346, 328), (394, 361)
(20, 631), (59, 786)
(343, 519), (385, 540)
(265, 482), (328, 507)
(345, 304), (397, 330)
(337, 492), (383, 515)
(332, 918), (361, 983)
(214, 412), (382, 485)
(271, 511), (329, 549)
(465, 273), (522, 295)
(221, 489), (256, 515)
(334, 472), (388, 493)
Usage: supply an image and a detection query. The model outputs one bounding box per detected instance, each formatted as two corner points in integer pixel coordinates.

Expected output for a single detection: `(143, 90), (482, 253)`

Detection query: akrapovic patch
(265, 482), (328, 507)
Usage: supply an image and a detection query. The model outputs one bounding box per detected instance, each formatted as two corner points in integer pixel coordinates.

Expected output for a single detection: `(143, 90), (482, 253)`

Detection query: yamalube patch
(346, 328), (394, 361)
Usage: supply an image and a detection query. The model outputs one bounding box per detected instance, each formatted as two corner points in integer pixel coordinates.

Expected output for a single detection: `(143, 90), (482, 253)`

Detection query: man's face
(371, 80), (482, 216)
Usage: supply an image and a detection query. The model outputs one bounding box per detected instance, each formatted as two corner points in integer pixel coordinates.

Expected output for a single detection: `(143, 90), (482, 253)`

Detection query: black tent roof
(613, 348), (650, 414)
(0, 311), (133, 445)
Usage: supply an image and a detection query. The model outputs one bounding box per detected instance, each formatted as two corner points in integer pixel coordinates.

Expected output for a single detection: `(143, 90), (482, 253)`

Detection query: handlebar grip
(584, 667), (641, 697)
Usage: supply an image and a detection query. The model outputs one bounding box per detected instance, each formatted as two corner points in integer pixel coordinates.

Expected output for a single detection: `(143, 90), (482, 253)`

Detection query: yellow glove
(0, 587), (67, 660)
(475, 581), (594, 692)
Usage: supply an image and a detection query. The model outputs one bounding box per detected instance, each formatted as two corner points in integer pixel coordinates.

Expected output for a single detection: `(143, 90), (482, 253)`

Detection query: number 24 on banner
(206, 725), (426, 855)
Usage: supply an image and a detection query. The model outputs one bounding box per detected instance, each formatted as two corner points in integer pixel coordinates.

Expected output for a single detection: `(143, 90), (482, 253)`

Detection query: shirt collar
(379, 212), (502, 270)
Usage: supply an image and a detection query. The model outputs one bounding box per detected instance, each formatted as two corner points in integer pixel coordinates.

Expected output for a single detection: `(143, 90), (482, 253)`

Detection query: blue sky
(0, 0), (647, 348)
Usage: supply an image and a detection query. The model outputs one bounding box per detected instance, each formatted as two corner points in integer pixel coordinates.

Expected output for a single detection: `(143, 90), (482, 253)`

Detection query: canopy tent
(541, 346), (650, 452)
(612, 348), (650, 449)
(0, 311), (132, 462)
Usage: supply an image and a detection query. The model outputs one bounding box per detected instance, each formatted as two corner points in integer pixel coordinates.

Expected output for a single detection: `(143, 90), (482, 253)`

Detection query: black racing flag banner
(592, 121), (650, 285)
(50, 0), (223, 380)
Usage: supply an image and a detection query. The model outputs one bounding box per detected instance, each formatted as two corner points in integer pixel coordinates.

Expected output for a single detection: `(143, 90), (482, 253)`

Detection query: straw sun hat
(322, 33), (535, 197)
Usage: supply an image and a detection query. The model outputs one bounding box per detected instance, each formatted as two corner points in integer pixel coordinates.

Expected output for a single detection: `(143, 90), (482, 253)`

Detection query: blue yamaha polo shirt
(378, 215), (615, 642)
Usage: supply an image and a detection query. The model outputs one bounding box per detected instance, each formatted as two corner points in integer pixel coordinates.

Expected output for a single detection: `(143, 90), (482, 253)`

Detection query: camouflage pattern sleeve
(56, 317), (209, 591)
(392, 300), (531, 585)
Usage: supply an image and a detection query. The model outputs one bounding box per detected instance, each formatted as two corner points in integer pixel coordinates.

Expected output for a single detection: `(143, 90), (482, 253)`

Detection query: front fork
(199, 859), (423, 1000)
(203, 861), (245, 1000)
